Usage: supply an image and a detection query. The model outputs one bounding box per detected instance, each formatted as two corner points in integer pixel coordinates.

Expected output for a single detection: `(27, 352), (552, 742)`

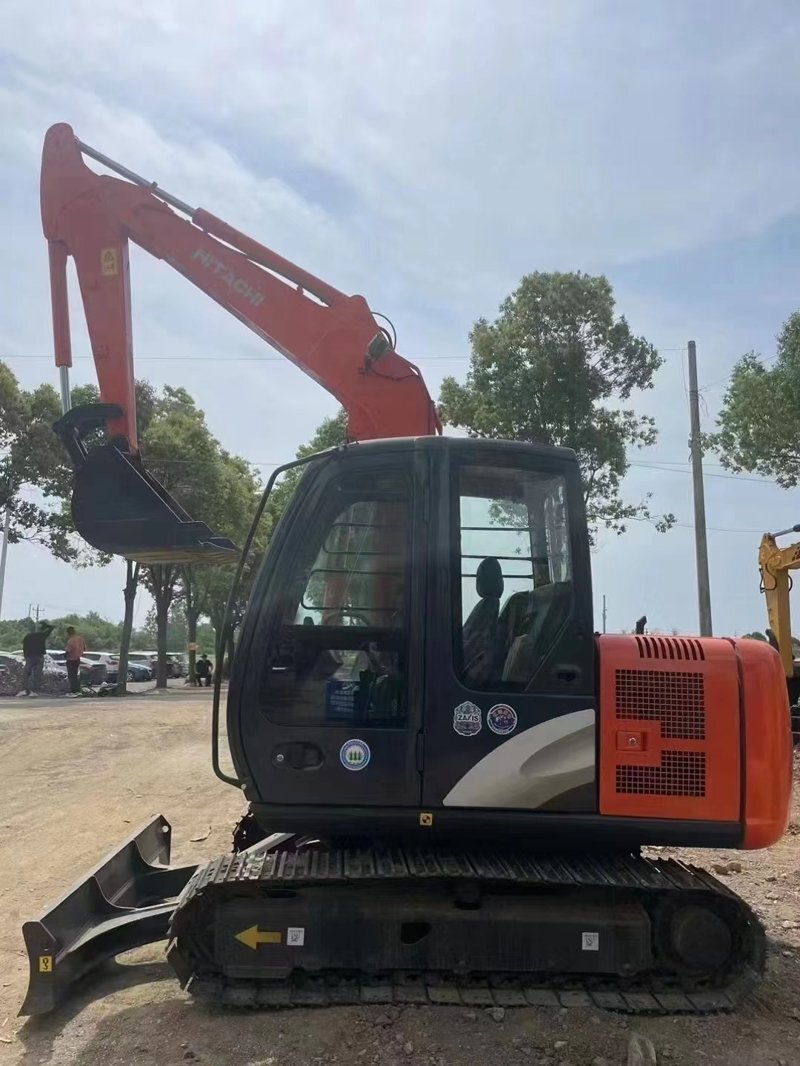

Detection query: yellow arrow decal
(235, 925), (282, 950)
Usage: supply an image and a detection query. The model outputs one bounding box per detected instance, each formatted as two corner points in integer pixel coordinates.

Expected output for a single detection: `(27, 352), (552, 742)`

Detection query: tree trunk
(149, 564), (175, 689)
(183, 566), (198, 685)
(116, 560), (140, 695)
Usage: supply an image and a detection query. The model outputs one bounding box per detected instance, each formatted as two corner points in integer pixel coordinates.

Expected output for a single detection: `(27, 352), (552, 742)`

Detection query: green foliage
(135, 388), (237, 681)
(438, 272), (674, 536)
(138, 604), (215, 652)
(0, 616), (35, 651)
(267, 409), (347, 523)
(741, 630), (768, 641)
(0, 611), (133, 653)
(126, 385), (262, 683)
(0, 362), (77, 553)
(711, 313), (800, 487)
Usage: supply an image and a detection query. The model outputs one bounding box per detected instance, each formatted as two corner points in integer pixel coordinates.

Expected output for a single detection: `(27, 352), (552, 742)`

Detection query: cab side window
(261, 466), (410, 727)
(456, 465), (573, 691)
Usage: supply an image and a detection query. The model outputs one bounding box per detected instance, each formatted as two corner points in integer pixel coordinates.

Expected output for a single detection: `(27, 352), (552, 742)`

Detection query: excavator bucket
(54, 405), (237, 564)
(20, 816), (198, 1016)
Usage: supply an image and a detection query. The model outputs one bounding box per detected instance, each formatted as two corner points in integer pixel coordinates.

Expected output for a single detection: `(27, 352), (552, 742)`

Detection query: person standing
(65, 626), (86, 696)
(20, 621), (54, 697)
(195, 653), (212, 687)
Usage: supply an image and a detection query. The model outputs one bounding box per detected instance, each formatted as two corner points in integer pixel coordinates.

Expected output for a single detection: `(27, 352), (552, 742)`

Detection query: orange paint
(598, 635), (741, 822)
(736, 639), (792, 849)
(41, 123), (441, 453)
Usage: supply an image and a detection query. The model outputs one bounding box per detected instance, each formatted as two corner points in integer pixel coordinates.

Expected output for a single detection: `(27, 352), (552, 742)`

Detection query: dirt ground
(0, 695), (797, 1066)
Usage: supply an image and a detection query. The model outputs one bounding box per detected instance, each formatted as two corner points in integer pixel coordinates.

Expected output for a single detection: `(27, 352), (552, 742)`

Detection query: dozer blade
(54, 406), (237, 564)
(20, 815), (198, 1016)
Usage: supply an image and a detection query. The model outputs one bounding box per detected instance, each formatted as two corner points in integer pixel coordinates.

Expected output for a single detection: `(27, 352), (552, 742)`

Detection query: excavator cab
(227, 434), (599, 839)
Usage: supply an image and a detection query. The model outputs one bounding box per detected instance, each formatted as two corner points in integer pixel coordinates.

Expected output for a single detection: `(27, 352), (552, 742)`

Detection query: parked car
(105, 658), (153, 684)
(47, 651), (107, 686)
(129, 651), (182, 679)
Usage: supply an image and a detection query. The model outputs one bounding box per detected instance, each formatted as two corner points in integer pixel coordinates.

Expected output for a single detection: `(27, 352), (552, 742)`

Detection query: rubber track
(168, 846), (766, 1015)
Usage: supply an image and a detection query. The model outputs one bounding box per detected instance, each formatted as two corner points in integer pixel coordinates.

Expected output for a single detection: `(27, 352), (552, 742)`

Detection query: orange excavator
(21, 123), (793, 1017)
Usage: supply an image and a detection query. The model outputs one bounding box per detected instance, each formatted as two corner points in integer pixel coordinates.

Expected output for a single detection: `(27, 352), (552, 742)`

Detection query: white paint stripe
(443, 708), (595, 809)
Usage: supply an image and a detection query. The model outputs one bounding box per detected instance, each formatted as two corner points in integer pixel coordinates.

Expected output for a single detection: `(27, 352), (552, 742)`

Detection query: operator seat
(462, 557), (504, 686)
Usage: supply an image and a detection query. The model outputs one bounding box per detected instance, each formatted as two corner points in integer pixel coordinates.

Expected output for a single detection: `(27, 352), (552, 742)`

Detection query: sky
(0, 0), (799, 635)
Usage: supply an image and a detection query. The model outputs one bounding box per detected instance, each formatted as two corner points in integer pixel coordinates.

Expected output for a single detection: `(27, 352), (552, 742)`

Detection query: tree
(190, 409), (347, 678)
(180, 450), (261, 683)
(711, 312), (800, 486)
(438, 273), (674, 537)
(114, 560), (140, 694)
(742, 631), (768, 641)
(0, 363), (78, 554)
(267, 409), (347, 522)
(139, 386), (260, 686)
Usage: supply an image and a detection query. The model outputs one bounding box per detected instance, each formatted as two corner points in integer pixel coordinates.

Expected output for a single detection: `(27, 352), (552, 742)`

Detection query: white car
(47, 651), (107, 685)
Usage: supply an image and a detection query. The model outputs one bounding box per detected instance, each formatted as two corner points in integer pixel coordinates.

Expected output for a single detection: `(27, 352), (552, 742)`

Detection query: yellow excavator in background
(758, 525), (800, 742)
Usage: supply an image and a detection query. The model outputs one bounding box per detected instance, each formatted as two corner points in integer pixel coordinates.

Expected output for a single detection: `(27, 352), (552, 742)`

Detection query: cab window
(455, 465), (573, 690)
(260, 465), (410, 727)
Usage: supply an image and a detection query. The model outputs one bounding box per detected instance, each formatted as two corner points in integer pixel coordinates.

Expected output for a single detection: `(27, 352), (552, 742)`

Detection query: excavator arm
(41, 123), (440, 561)
(758, 525), (800, 677)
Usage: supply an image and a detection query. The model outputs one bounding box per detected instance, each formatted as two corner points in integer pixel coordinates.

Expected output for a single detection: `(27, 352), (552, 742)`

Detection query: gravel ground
(0, 694), (797, 1066)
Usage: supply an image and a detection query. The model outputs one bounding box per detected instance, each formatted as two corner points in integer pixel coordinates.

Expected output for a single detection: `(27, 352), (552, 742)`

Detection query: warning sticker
(581, 932), (600, 951)
(38, 955), (53, 973)
(287, 926), (305, 947)
(453, 700), (482, 737)
(101, 247), (119, 276)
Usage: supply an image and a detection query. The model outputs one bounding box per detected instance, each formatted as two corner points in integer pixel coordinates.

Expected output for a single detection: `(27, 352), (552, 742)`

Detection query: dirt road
(0, 695), (798, 1066)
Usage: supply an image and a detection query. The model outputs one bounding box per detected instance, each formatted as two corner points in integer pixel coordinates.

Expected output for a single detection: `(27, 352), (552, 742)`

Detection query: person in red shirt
(65, 626), (86, 696)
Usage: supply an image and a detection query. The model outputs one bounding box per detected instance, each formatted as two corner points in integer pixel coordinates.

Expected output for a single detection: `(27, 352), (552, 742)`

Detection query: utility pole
(602, 594), (607, 634)
(687, 340), (713, 636)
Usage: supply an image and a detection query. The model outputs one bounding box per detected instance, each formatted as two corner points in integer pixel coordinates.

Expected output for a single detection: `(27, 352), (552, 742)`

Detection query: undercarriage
(20, 814), (765, 1017)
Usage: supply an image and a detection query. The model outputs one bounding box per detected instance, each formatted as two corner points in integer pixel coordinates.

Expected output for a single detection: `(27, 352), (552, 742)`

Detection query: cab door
(232, 446), (425, 808)
(422, 443), (597, 814)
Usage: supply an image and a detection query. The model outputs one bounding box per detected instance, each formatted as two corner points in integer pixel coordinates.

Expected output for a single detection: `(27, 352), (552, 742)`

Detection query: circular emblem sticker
(340, 738), (371, 771)
(487, 703), (518, 736)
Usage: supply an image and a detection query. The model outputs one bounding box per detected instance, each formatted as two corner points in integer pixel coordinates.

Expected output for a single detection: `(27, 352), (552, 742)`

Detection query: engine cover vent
(598, 634), (740, 822)
(635, 636), (705, 662)
(615, 669), (705, 740)
(616, 750), (706, 797)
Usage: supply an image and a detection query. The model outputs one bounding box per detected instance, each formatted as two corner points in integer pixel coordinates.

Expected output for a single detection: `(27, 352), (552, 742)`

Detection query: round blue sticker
(340, 738), (371, 771)
(487, 703), (518, 736)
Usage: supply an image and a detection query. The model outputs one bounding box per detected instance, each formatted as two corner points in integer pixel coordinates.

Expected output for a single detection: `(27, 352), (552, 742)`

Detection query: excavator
(758, 527), (800, 743)
(21, 123), (793, 1018)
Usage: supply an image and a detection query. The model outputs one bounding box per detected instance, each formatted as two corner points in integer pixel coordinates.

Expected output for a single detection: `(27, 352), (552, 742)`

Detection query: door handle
(273, 742), (323, 769)
(554, 664), (581, 685)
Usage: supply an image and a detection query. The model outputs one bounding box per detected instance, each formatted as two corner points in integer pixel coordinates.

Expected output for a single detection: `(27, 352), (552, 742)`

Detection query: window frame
(450, 459), (577, 694)
(259, 460), (414, 729)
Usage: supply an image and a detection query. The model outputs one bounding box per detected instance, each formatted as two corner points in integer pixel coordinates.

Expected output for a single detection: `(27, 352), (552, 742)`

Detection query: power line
(629, 461), (777, 486)
(626, 515), (765, 534)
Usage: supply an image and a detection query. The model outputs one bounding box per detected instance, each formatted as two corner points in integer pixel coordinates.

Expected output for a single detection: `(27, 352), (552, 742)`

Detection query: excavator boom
(42, 123), (440, 560)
